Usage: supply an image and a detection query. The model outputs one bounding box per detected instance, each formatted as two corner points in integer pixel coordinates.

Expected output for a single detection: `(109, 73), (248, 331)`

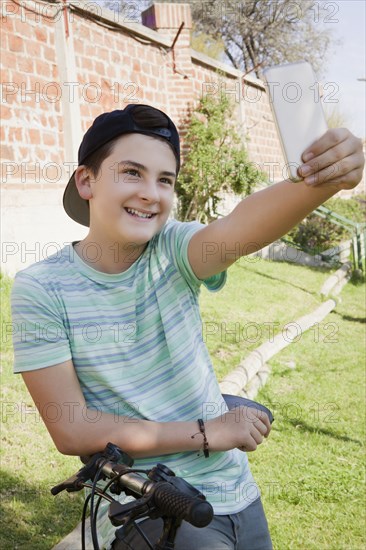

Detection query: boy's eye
(122, 169), (140, 179)
(120, 168), (174, 185)
(160, 177), (174, 185)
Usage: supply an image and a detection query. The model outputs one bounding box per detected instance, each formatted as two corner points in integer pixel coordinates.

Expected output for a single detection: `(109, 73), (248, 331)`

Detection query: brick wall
(1, 2), (63, 176)
(2, 0), (351, 276)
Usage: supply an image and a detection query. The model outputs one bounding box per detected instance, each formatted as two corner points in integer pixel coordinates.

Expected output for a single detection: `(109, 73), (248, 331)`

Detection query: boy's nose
(138, 180), (160, 203)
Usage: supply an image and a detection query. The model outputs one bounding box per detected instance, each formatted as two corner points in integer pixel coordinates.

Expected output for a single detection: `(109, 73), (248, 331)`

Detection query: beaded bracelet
(191, 418), (210, 458)
(197, 418), (209, 458)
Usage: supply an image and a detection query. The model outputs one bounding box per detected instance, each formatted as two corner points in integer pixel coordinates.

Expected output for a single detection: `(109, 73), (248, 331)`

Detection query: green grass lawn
(1, 259), (365, 549)
(1, 273), (84, 549)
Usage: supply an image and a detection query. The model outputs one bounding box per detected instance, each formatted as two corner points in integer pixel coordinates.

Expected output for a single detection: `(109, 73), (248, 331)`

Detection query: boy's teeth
(126, 208), (153, 218)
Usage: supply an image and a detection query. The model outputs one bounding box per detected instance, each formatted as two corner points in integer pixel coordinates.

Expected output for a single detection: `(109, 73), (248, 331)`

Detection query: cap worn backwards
(63, 104), (180, 227)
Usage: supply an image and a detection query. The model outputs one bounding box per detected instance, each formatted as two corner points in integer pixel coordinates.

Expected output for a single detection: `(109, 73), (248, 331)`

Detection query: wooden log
(219, 261), (352, 398)
(245, 365), (271, 399)
(219, 298), (337, 396)
(331, 274), (351, 297)
(320, 261), (352, 297)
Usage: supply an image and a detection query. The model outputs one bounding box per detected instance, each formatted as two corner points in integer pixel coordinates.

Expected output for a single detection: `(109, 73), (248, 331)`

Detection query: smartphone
(263, 61), (328, 181)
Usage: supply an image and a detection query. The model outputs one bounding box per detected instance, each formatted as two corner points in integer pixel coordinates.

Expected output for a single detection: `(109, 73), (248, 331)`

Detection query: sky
(321, 0), (366, 138)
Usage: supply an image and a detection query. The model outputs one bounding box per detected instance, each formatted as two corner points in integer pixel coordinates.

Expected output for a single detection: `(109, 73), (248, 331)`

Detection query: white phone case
(263, 61), (328, 181)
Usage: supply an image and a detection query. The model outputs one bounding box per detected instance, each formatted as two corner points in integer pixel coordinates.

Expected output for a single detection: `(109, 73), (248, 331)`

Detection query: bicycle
(51, 395), (274, 550)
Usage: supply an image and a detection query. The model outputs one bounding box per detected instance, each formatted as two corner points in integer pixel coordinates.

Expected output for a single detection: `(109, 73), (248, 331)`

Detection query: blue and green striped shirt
(12, 220), (259, 548)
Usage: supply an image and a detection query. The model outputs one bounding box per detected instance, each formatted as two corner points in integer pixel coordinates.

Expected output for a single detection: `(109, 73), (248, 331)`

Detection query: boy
(11, 104), (364, 549)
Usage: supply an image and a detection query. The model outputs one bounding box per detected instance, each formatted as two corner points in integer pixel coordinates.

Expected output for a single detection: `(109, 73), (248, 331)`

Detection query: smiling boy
(72, 134), (177, 274)
(11, 104), (364, 549)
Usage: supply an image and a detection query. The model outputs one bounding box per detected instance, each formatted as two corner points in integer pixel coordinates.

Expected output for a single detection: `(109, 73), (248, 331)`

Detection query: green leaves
(287, 195), (366, 254)
(176, 92), (265, 222)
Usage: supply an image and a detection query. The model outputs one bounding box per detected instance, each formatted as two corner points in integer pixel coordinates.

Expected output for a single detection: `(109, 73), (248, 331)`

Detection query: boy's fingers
(302, 128), (350, 162)
(247, 407), (271, 428)
(303, 152), (363, 187)
(261, 422), (271, 438)
(253, 414), (271, 437)
(299, 139), (357, 178)
(251, 429), (264, 445)
(308, 167), (363, 190)
(299, 129), (364, 189)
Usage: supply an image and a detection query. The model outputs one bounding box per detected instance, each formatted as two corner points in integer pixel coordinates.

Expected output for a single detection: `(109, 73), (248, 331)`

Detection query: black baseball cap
(63, 104), (180, 227)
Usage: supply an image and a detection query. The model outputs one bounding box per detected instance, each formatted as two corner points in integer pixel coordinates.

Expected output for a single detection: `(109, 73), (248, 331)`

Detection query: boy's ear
(74, 166), (93, 200)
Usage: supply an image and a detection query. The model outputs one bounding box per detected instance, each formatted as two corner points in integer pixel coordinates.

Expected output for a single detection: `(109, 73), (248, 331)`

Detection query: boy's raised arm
(188, 128), (365, 280)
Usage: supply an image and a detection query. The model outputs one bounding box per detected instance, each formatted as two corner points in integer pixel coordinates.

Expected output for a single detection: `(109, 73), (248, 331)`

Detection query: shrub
(287, 214), (344, 253)
(176, 91), (266, 222)
(286, 194), (366, 253)
(324, 194), (366, 224)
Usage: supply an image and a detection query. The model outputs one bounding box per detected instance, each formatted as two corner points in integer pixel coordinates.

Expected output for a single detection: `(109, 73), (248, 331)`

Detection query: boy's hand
(206, 406), (272, 453)
(298, 128), (365, 190)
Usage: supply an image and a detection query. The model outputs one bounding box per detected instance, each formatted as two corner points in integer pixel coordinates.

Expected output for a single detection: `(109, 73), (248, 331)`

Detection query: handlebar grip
(151, 482), (213, 528)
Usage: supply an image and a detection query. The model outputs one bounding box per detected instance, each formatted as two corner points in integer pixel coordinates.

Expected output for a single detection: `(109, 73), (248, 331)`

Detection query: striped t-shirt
(11, 219), (259, 548)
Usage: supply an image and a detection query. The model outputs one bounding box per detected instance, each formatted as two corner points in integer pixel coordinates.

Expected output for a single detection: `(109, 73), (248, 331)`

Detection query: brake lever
(51, 470), (90, 495)
(51, 452), (104, 495)
(52, 443), (134, 496)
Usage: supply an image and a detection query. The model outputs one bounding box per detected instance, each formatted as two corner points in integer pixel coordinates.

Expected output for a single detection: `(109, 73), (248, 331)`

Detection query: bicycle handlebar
(51, 443), (213, 529)
(101, 460), (213, 527)
(97, 457), (213, 528)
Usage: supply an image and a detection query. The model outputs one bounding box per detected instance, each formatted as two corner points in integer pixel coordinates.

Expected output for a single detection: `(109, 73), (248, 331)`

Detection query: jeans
(111, 497), (273, 550)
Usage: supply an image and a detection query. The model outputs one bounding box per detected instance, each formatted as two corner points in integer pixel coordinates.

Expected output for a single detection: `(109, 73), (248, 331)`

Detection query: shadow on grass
(237, 262), (326, 296)
(259, 393), (363, 446)
(335, 313), (366, 324)
(284, 418), (363, 446)
(0, 469), (83, 550)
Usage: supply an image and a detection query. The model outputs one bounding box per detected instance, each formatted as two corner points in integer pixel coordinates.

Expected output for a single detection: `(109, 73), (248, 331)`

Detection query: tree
(187, 0), (339, 79)
(176, 92), (266, 222)
(190, 22), (226, 60)
(106, 1), (339, 79)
